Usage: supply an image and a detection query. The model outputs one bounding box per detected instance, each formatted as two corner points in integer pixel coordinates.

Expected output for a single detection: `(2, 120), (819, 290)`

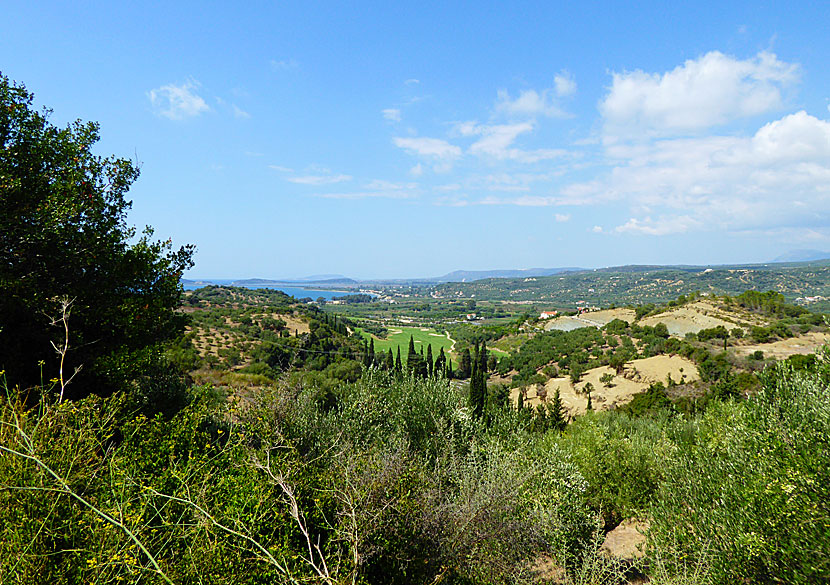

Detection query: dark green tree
(434, 347), (446, 378)
(469, 342), (487, 418)
(426, 344), (433, 377)
(548, 389), (567, 431)
(368, 337), (375, 367)
(395, 346), (402, 372)
(385, 348), (394, 370)
(459, 348), (472, 379)
(0, 75), (195, 399)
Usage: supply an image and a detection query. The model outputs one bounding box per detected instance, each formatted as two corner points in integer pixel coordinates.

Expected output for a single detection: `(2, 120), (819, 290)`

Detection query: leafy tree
(0, 75), (195, 399)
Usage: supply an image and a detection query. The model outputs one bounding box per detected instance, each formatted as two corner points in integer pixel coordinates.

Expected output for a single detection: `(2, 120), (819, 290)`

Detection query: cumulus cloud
(287, 174), (352, 185)
(555, 213), (571, 222)
(383, 108), (401, 122)
(495, 89), (569, 118)
(563, 111), (830, 235)
(393, 136), (462, 159)
(148, 80), (210, 120)
(601, 51), (799, 136)
(554, 71), (577, 97)
(409, 163), (424, 177)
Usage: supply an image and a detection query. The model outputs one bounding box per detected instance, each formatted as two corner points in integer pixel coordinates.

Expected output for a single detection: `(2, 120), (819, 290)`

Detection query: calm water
(183, 280), (365, 301)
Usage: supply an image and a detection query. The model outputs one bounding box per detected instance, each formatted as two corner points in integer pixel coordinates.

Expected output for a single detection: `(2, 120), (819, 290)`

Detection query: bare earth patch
(639, 300), (764, 337)
(544, 308), (636, 331)
(734, 331), (829, 360)
(511, 355), (699, 416)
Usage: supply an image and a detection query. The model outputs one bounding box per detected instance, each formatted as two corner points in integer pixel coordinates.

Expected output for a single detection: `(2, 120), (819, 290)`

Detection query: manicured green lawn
(362, 326), (454, 358)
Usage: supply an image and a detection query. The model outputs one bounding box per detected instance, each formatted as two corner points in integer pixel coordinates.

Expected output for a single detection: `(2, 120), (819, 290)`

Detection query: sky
(2, 1), (830, 279)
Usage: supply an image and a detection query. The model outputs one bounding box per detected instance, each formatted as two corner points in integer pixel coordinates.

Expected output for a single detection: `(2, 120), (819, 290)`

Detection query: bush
(648, 354), (830, 584)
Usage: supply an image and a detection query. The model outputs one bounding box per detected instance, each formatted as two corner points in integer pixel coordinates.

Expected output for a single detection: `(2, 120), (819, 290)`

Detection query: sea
(183, 279), (365, 301)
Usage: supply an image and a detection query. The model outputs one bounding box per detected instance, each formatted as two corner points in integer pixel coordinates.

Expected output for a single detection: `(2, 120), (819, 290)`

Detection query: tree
(434, 347), (446, 378)
(385, 348), (394, 371)
(459, 348), (472, 379)
(469, 342), (487, 418)
(0, 75), (195, 399)
(548, 389), (567, 431)
(425, 344), (433, 378)
(395, 346), (402, 372)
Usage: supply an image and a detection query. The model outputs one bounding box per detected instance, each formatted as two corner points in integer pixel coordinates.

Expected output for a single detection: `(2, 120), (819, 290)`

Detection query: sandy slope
(639, 301), (762, 337)
(510, 355), (699, 416)
(733, 331), (829, 359)
(544, 308), (635, 331)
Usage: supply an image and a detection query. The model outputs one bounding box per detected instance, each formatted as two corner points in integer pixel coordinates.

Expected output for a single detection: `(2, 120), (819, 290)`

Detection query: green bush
(648, 355), (830, 584)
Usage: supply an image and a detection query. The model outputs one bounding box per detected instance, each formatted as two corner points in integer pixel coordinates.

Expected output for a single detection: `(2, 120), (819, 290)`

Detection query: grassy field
(362, 326), (454, 357)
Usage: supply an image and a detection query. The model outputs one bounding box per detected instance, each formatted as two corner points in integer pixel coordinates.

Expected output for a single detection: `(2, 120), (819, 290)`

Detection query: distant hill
(231, 277), (359, 286)
(772, 250), (830, 263)
(433, 267), (583, 282)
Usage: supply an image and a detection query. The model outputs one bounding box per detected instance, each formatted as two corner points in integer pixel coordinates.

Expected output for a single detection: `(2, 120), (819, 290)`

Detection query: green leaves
(0, 74), (194, 399)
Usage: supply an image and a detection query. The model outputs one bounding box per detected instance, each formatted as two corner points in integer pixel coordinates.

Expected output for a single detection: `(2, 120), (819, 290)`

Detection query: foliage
(648, 353), (830, 584)
(0, 74), (194, 399)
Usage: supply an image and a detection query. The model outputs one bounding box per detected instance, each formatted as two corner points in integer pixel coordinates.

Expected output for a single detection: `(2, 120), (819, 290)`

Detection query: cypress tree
(407, 335), (417, 373)
(426, 344), (434, 377)
(469, 341), (486, 418)
(369, 338), (375, 367)
(385, 348), (394, 370)
(460, 348), (472, 379)
(395, 346), (402, 372)
(548, 389), (567, 431)
(435, 347), (446, 378)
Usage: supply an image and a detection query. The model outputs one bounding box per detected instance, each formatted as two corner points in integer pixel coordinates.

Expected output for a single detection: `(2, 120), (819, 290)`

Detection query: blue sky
(3, 2), (830, 279)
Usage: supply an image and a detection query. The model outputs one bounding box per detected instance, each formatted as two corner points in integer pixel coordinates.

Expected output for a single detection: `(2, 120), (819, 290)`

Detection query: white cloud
(467, 122), (535, 157)
(314, 191), (416, 200)
(555, 213), (571, 222)
(268, 165), (293, 172)
(614, 216), (700, 235)
(271, 59), (299, 70)
(382, 108), (402, 122)
(232, 105), (250, 119)
(393, 136), (462, 159)
(405, 79), (420, 86)
(601, 51), (799, 136)
(459, 121), (567, 162)
(364, 179), (416, 190)
(495, 89), (568, 118)
(592, 226), (603, 233)
(554, 71), (577, 97)
(148, 80), (210, 120)
(287, 174), (352, 185)
(564, 111), (830, 235)
(409, 163), (424, 177)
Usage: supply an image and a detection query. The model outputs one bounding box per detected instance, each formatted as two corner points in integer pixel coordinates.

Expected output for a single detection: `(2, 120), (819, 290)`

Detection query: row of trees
(360, 335), (453, 379)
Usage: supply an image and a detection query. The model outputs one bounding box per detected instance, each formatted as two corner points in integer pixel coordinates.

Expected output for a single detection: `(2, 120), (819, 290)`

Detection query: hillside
(429, 261), (830, 311)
